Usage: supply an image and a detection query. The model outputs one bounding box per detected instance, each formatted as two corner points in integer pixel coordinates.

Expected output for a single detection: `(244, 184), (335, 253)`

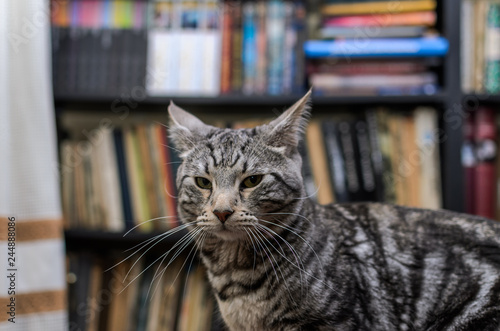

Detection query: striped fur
(168, 94), (500, 331)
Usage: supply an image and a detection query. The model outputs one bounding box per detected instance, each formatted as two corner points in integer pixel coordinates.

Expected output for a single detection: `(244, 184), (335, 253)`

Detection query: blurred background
(1, 0), (499, 330)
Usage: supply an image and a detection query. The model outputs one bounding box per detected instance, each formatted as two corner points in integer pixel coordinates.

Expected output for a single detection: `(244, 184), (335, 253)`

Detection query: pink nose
(213, 209), (234, 223)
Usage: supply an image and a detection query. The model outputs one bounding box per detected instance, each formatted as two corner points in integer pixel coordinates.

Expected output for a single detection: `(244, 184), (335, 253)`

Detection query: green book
(485, 3), (500, 93)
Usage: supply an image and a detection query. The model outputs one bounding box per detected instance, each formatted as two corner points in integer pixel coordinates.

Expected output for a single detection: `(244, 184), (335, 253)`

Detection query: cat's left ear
(168, 101), (215, 155)
(263, 87), (312, 149)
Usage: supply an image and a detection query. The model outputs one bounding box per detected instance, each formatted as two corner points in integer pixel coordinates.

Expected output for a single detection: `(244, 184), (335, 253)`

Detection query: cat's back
(321, 201), (500, 253)
(315, 202), (500, 330)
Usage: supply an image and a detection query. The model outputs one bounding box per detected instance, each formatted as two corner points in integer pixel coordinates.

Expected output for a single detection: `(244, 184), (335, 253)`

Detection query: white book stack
(146, 0), (221, 97)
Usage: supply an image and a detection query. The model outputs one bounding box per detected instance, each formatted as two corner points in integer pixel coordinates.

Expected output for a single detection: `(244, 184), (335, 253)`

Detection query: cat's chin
(204, 226), (250, 242)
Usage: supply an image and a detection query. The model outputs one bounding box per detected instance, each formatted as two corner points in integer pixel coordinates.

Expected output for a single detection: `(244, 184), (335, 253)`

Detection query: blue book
(304, 37), (449, 58)
(242, 2), (257, 95)
(267, 0), (285, 95)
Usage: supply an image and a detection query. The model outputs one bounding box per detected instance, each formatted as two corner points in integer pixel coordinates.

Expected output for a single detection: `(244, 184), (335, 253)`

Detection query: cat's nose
(213, 209), (234, 223)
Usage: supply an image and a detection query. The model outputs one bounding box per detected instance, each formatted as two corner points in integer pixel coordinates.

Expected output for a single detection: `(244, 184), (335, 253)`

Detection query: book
(304, 37), (449, 58)
(220, 1), (233, 94)
(415, 107), (442, 209)
(353, 119), (377, 201)
(375, 109), (396, 204)
(474, 107), (497, 219)
(365, 110), (385, 202)
(255, 1), (268, 94)
(321, 0), (437, 16)
(231, 1), (243, 92)
(463, 112), (476, 214)
(113, 128), (135, 229)
(401, 113), (421, 207)
(242, 2), (258, 95)
(323, 11), (437, 27)
(484, 3), (500, 93)
(307, 59), (434, 75)
(310, 72), (437, 89)
(306, 120), (336, 204)
(323, 121), (349, 202)
(320, 26), (428, 39)
(267, 0), (286, 95)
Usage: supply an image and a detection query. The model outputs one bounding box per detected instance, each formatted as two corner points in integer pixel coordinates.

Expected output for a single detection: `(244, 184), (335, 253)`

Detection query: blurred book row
(301, 107), (442, 209)
(60, 107), (442, 234)
(68, 253), (215, 331)
(50, 0), (451, 98)
(50, 0), (307, 97)
(60, 124), (180, 232)
(304, 0), (447, 96)
(462, 0), (500, 94)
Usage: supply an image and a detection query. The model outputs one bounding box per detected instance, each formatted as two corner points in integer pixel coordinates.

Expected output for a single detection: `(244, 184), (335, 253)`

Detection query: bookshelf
(54, 0), (470, 330)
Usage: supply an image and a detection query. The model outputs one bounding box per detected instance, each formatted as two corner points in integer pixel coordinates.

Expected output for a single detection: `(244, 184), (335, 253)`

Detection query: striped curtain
(0, 1), (67, 330)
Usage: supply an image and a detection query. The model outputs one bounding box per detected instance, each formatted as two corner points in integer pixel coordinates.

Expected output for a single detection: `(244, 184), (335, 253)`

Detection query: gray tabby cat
(167, 90), (500, 331)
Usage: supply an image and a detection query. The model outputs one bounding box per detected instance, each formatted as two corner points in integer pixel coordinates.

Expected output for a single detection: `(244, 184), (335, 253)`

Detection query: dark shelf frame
(54, 93), (447, 107)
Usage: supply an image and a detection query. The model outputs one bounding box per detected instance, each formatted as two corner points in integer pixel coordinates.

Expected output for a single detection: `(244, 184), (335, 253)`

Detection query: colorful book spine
(304, 37), (449, 58)
(242, 2), (257, 95)
(220, 2), (233, 94)
(321, 0), (437, 16)
(474, 107), (497, 219)
(231, 2), (243, 92)
(323, 11), (437, 27)
(266, 0), (285, 95)
(484, 3), (500, 94)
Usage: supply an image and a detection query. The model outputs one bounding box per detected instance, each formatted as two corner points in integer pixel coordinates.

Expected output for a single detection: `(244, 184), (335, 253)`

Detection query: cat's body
(168, 91), (500, 330)
(202, 200), (500, 330)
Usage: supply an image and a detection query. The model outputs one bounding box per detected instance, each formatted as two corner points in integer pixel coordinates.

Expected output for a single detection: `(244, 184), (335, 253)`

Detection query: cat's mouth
(198, 220), (255, 241)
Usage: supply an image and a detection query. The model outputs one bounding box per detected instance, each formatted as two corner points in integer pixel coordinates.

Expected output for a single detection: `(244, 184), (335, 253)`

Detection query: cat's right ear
(168, 101), (214, 156)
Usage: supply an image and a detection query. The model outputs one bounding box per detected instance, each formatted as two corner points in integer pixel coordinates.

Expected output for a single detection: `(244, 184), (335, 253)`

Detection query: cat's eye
(195, 177), (212, 189)
(241, 175), (263, 189)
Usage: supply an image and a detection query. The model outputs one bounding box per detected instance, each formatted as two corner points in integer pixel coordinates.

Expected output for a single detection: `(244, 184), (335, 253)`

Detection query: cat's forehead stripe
(202, 129), (254, 169)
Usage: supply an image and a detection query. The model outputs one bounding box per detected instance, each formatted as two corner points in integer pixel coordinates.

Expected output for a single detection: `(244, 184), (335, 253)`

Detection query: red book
(323, 11), (436, 27)
(474, 107), (497, 219)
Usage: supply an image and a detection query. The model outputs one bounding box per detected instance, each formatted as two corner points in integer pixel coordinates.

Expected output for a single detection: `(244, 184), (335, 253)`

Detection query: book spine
(415, 107), (442, 209)
(322, 121), (349, 202)
(242, 2), (257, 95)
(255, 1), (267, 94)
(220, 2), (233, 94)
(293, 1), (306, 94)
(463, 113), (475, 213)
(353, 119), (377, 201)
(304, 37), (449, 58)
(266, 0), (285, 95)
(321, 0), (437, 16)
(282, 1), (295, 95)
(231, 2), (243, 92)
(323, 11), (436, 27)
(474, 107), (497, 219)
(201, 0), (222, 96)
(484, 3), (500, 94)
(365, 110), (385, 202)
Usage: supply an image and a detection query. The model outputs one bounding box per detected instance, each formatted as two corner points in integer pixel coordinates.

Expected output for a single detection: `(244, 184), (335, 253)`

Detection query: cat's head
(168, 90), (311, 241)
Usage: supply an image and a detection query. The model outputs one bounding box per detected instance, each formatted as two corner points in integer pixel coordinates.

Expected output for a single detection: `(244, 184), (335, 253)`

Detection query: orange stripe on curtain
(0, 217), (64, 242)
(0, 290), (67, 322)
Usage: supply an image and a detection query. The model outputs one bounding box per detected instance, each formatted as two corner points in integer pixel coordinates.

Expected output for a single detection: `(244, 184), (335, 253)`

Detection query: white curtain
(0, 1), (67, 330)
